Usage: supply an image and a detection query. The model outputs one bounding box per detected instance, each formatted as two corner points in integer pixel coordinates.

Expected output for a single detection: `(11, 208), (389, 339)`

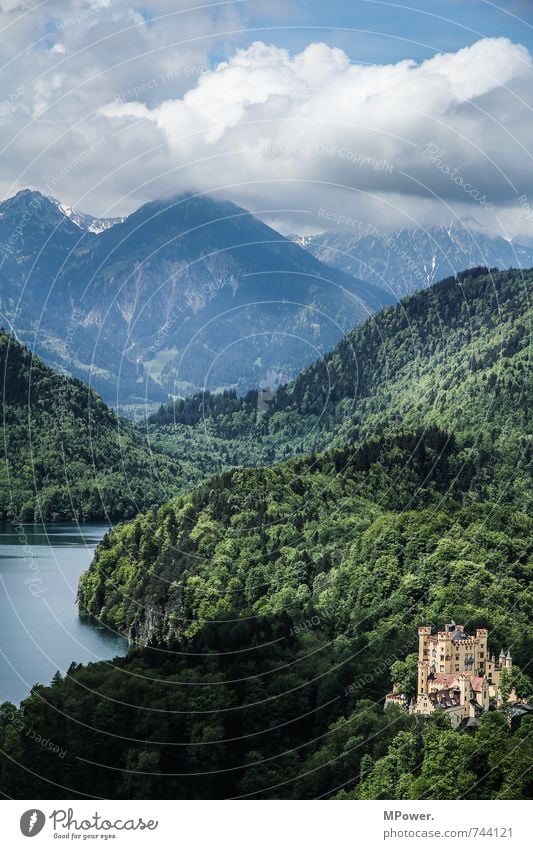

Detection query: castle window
(455, 665), (459, 671)
(440, 665), (444, 672)
(480, 652), (484, 658)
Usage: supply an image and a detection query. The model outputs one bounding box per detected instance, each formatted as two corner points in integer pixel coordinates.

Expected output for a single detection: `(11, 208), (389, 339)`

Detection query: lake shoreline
(0, 522), (127, 705)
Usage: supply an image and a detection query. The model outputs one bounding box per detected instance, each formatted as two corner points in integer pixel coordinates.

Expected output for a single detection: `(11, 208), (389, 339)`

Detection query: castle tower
(485, 654), (496, 684)
(418, 660), (429, 696)
(418, 626), (431, 661)
(476, 628), (488, 672)
(438, 627), (453, 674)
(458, 674), (471, 707)
(504, 650), (513, 670)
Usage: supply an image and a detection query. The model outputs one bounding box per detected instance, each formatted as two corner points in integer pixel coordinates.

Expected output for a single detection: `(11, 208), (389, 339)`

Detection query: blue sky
(242, 0), (533, 62)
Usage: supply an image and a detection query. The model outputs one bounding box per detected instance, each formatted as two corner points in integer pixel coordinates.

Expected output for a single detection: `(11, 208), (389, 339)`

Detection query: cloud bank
(1, 1), (532, 238)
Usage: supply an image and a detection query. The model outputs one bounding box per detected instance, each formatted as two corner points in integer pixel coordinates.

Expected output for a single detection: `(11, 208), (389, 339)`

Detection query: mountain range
(292, 220), (533, 297)
(0, 190), (390, 406)
(2, 189), (531, 409)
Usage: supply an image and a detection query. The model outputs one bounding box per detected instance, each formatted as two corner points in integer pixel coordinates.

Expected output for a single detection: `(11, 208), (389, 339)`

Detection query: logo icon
(20, 810), (46, 837)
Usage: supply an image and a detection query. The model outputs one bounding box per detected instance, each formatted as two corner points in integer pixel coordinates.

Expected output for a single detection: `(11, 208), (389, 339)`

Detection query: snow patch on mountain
(53, 199), (124, 233)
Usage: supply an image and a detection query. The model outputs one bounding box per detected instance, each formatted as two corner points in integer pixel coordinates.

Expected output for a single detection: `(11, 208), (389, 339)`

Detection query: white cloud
(1, 7), (532, 240)
(97, 36), (533, 237)
(0, 0), (244, 210)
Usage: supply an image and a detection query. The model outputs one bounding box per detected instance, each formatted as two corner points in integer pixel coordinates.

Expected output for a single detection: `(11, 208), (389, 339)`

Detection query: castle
(386, 621), (516, 727)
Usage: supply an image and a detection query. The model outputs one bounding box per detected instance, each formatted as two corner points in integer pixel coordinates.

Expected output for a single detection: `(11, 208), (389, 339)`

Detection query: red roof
(433, 673), (457, 687)
(432, 673), (484, 692)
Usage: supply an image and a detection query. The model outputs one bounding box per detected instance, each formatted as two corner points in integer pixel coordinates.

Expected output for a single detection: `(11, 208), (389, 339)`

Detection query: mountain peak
(129, 192), (264, 231)
(0, 189), (78, 237)
(2, 188), (52, 211)
(0, 189), (123, 234)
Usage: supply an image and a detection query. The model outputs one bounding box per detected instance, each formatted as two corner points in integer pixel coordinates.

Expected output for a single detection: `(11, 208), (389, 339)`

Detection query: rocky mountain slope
(0, 190), (391, 404)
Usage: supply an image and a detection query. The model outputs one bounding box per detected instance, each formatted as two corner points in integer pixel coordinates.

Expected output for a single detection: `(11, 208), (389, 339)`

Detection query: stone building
(410, 622), (516, 726)
(385, 621), (516, 726)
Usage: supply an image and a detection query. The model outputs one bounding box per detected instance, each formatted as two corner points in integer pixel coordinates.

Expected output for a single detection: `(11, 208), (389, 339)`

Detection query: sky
(1, 0), (533, 239)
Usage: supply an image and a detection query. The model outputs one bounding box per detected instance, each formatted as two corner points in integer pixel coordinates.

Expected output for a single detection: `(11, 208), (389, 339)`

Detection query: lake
(0, 522), (127, 705)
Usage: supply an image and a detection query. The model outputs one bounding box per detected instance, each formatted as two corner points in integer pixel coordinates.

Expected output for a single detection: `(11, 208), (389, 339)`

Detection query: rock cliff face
(128, 607), (164, 646)
(0, 190), (392, 404)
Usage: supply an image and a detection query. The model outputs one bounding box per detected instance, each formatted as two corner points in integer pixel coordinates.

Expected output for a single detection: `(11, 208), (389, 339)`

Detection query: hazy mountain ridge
(0, 190), (392, 404)
(291, 221), (533, 297)
(51, 198), (124, 233)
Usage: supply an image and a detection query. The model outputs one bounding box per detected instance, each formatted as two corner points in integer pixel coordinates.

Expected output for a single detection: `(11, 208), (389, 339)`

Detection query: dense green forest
(78, 429), (531, 648)
(1, 433), (531, 798)
(146, 267), (532, 506)
(0, 328), (188, 521)
(0, 266), (531, 799)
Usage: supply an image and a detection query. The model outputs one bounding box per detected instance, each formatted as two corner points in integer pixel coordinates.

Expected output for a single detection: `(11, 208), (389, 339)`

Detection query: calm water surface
(0, 523), (127, 704)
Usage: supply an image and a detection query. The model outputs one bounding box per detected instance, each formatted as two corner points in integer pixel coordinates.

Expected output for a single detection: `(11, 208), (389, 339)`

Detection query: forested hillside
(148, 267), (532, 505)
(0, 266), (531, 799)
(5, 266), (527, 523)
(2, 431), (531, 798)
(0, 329), (187, 521)
(77, 429), (531, 646)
